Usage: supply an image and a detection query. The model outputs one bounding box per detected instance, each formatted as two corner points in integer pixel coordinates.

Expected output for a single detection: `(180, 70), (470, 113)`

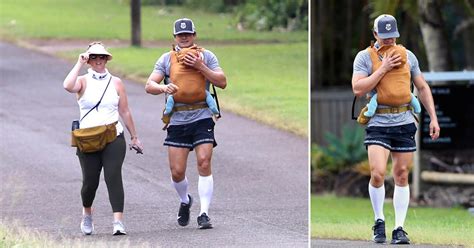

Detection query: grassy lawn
(1, 0), (308, 136)
(311, 194), (474, 247)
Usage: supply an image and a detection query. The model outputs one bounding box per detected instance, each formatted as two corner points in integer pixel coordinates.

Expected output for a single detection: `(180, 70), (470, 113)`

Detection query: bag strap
(351, 96), (357, 120)
(80, 77), (112, 122)
(211, 84), (221, 119)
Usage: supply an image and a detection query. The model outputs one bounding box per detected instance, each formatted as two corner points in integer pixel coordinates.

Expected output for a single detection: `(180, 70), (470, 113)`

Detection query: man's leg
(169, 146), (192, 226)
(169, 146), (191, 202)
(195, 143), (214, 229)
(367, 145), (390, 243)
(391, 152), (412, 229)
(368, 145), (390, 220)
(390, 151), (412, 244)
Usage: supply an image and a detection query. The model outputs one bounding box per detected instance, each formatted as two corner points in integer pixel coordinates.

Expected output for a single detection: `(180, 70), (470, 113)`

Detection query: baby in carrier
(164, 45), (219, 116)
(364, 44), (421, 117)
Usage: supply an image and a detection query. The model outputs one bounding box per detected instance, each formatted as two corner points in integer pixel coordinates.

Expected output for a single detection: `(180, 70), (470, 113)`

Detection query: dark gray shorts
(164, 118), (217, 151)
(364, 123), (417, 152)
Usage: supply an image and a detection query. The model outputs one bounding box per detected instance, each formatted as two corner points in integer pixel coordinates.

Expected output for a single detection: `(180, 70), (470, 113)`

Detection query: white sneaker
(113, 220), (127, 235)
(80, 215), (94, 235)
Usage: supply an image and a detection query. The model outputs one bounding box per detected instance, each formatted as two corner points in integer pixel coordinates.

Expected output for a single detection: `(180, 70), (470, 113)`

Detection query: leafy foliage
(234, 0), (308, 31)
(312, 124), (367, 173)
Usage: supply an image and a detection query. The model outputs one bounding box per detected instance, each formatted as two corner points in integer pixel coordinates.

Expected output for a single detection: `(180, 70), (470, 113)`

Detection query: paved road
(311, 239), (460, 248)
(0, 42), (308, 247)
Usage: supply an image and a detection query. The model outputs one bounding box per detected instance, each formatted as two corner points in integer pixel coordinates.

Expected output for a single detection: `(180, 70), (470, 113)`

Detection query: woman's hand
(129, 137), (143, 154)
(78, 52), (89, 65)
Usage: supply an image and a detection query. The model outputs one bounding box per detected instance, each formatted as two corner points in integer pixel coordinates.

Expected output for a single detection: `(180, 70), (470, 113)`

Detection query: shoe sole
(373, 235), (386, 243)
(391, 240), (410, 245)
(198, 223), (213, 229)
(177, 195), (193, 227)
(81, 224), (94, 235)
(113, 231), (127, 235)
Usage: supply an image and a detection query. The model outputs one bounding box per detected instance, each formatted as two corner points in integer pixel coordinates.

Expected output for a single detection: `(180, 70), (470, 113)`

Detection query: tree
(131, 0), (141, 47)
(418, 0), (453, 71)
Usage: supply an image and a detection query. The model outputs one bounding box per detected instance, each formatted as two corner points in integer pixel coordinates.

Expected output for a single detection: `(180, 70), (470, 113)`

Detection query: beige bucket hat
(86, 42), (113, 60)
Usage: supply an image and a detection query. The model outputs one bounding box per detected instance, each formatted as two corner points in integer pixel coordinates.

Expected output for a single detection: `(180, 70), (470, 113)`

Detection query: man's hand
(163, 83), (179, 94)
(429, 120), (441, 140)
(380, 51), (401, 73)
(183, 52), (204, 70)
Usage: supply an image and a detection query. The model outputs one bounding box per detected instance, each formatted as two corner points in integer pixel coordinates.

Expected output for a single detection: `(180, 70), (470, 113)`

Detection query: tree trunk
(342, 0), (352, 81)
(131, 0), (141, 47)
(417, 0), (453, 71)
(312, 0), (324, 90)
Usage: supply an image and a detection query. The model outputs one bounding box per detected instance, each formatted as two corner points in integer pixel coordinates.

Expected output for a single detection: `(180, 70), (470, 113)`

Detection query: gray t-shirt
(153, 47), (221, 126)
(352, 43), (422, 127)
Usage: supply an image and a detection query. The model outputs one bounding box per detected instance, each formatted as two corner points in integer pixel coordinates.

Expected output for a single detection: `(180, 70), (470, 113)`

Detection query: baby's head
(378, 45), (407, 67)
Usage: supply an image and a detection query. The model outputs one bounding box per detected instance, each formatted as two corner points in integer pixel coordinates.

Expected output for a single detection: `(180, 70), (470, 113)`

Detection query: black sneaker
(372, 219), (386, 243)
(197, 213), (213, 229)
(391, 226), (410, 244)
(177, 194), (192, 226)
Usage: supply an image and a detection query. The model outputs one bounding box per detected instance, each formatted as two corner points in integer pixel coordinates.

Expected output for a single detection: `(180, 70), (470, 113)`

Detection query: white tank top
(77, 69), (124, 135)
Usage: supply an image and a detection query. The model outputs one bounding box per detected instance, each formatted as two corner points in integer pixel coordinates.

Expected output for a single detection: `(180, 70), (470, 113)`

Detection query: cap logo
(385, 23), (392, 31)
(180, 22), (186, 29)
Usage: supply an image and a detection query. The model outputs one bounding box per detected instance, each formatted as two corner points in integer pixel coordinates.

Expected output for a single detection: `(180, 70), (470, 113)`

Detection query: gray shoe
(80, 215), (94, 235)
(113, 220), (127, 235)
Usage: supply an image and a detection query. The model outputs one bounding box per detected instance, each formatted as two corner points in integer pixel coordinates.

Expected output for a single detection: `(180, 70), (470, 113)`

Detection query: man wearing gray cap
(145, 18), (227, 229)
(352, 14), (440, 244)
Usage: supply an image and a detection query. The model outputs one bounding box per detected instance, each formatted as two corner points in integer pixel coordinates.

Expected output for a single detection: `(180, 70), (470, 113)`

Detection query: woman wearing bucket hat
(63, 41), (143, 235)
(145, 18), (227, 229)
(352, 14), (440, 244)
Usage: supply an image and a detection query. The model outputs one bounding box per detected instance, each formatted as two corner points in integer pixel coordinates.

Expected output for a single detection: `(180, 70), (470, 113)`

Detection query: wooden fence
(310, 89), (366, 145)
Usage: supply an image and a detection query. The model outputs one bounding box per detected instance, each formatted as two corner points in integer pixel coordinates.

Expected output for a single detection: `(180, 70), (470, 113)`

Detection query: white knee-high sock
(172, 177), (189, 204)
(368, 183), (385, 221)
(198, 175), (213, 215)
(393, 185), (410, 229)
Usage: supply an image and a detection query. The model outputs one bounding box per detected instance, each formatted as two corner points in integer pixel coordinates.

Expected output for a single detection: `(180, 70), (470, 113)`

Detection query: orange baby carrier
(169, 45), (206, 104)
(367, 44), (411, 106)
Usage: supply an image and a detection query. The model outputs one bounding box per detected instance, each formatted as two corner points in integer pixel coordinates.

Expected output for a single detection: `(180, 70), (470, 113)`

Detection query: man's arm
(183, 53), (227, 89)
(352, 52), (401, 97)
(145, 72), (179, 95)
(413, 74), (440, 140)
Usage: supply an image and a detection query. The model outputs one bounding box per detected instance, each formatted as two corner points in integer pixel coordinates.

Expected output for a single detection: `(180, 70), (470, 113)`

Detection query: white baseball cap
(373, 14), (400, 39)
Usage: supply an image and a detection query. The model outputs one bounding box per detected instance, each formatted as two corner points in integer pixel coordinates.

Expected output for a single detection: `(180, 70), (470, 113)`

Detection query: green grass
(0, 219), (148, 248)
(0, 0), (307, 42)
(311, 194), (474, 247)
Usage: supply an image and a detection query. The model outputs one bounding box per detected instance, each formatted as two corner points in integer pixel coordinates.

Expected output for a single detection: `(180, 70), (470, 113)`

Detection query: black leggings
(77, 133), (126, 212)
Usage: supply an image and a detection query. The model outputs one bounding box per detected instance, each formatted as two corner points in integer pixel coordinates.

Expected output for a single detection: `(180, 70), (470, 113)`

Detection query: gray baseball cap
(173, 18), (196, 35)
(373, 14), (400, 39)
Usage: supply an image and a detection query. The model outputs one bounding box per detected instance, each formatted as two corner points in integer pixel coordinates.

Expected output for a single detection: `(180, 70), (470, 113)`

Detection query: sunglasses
(89, 54), (108, 60)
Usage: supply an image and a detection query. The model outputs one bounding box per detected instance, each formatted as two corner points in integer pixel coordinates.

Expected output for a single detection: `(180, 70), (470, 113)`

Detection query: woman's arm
(63, 53), (88, 93)
(115, 77), (144, 150)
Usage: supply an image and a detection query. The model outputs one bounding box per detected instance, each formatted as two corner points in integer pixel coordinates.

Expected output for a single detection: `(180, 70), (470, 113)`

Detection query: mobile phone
(130, 145), (143, 154)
